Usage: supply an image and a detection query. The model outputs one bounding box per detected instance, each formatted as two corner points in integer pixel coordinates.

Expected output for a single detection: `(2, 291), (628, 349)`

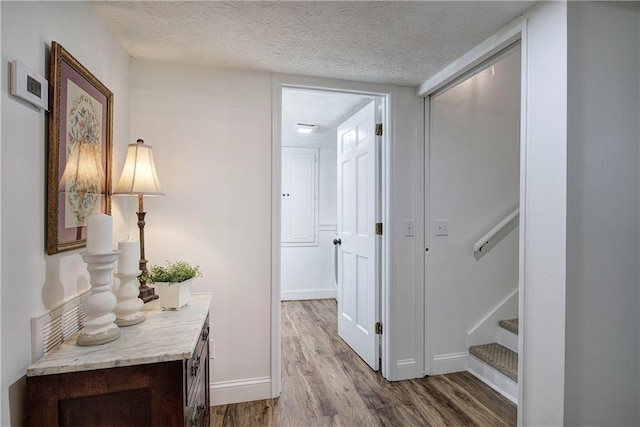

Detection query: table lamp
(113, 138), (165, 302)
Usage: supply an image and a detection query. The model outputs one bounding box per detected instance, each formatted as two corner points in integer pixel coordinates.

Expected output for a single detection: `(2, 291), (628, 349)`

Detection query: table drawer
(185, 316), (209, 406)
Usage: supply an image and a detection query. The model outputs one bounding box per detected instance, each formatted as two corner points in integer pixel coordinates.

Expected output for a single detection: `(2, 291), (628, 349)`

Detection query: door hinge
(375, 222), (383, 236)
(375, 123), (383, 136)
(375, 322), (383, 335)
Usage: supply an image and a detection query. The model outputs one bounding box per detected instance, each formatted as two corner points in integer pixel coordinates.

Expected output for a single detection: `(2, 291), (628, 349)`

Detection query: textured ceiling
(93, 1), (535, 87)
(93, 1), (534, 149)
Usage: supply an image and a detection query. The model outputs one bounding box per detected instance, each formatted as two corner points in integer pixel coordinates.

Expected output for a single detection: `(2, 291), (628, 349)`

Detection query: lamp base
(139, 285), (159, 303)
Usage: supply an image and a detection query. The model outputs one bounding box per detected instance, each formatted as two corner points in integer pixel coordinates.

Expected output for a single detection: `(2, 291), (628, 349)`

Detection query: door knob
(333, 238), (341, 245)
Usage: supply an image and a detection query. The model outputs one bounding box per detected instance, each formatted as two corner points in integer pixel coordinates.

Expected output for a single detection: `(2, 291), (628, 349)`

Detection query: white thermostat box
(10, 60), (48, 111)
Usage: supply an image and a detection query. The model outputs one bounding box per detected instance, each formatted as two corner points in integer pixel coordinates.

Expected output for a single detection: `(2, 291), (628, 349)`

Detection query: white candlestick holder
(114, 271), (146, 326)
(77, 251), (121, 346)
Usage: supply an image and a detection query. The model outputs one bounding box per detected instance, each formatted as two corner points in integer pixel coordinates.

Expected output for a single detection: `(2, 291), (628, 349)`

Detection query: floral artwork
(47, 42), (113, 255)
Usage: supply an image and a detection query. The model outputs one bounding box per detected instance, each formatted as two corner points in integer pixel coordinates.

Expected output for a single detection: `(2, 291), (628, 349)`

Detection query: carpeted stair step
(469, 343), (518, 382)
(499, 318), (518, 335)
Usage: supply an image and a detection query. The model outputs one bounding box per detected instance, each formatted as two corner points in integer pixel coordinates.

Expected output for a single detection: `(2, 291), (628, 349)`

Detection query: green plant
(147, 260), (203, 284)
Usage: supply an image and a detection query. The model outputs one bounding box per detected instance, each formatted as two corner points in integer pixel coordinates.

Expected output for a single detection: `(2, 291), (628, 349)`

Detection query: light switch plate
(435, 219), (449, 236)
(404, 220), (415, 237)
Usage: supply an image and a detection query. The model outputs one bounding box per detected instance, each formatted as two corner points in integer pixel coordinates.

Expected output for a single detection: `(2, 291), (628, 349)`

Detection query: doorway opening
(271, 75), (393, 397)
(425, 42), (522, 403)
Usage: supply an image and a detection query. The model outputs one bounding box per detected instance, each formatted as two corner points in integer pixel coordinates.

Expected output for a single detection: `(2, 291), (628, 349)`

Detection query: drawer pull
(190, 356), (201, 376)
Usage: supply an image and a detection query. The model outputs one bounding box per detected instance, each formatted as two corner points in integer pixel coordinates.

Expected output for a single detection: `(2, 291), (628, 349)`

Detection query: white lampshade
(113, 139), (164, 196)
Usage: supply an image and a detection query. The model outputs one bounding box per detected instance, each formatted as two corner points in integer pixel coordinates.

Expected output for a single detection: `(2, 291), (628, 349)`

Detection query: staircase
(468, 318), (518, 403)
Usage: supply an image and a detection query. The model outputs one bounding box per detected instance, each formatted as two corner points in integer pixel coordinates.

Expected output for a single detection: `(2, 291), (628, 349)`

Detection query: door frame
(418, 19), (528, 426)
(271, 73), (396, 397)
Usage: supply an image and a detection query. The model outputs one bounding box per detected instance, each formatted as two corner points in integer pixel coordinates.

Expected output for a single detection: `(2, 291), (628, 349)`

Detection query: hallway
(212, 299), (516, 426)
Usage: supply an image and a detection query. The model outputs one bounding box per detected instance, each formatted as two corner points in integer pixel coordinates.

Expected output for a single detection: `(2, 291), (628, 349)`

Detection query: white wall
(318, 149), (337, 225)
(132, 65), (424, 404)
(281, 148), (337, 300)
(519, 3), (568, 425)
(565, 2), (640, 425)
(0, 2), (131, 425)
(428, 48), (520, 371)
(130, 59), (272, 405)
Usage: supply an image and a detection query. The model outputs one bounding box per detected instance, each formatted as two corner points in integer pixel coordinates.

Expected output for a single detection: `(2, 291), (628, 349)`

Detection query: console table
(26, 292), (212, 427)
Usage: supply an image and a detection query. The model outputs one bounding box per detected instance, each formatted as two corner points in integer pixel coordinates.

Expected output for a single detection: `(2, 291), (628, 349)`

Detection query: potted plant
(147, 261), (202, 310)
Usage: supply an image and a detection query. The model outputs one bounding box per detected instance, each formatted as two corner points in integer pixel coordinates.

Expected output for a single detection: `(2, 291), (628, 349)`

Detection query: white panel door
(336, 101), (378, 370)
(281, 148), (318, 246)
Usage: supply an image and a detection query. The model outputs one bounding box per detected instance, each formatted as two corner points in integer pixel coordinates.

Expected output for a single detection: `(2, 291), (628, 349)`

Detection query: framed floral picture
(46, 42), (113, 255)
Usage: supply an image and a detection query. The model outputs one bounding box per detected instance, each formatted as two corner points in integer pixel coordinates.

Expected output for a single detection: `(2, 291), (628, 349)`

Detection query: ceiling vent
(293, 123), (319, 134)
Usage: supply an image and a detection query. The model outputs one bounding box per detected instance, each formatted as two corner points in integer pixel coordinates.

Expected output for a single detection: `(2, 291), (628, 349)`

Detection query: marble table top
(27, 292), (213, 377)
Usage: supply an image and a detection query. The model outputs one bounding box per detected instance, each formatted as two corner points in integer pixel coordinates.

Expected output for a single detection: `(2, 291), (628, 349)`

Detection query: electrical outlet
(404, 220), (415, 237)
(435, 219), (449, 236)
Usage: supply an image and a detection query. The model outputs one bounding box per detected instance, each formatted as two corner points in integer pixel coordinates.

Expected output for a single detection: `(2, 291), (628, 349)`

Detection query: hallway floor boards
(211, 299), (516, 426)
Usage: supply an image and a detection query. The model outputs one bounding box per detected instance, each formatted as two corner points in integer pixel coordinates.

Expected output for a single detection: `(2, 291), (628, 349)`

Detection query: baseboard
(281, 288), (337, 301)
(468, 355), (518, 404)
(393, 358), (420, 381)
(430, 352), (469, 375)
(210, 376), (272, 406)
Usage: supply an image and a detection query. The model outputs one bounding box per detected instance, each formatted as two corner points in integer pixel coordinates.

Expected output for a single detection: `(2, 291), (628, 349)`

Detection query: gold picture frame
(46, 42), (113, 255)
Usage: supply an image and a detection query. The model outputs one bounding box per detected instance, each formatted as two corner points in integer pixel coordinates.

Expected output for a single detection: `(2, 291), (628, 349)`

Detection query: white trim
(273, 73), (398, 97)
(415, 98), (427, 377)
(281, 289), (337, 301)
(517, 18), (530, 427)
(271, 76), (283, 398)
(468, 356), (518, 404)
(272, 73), (395, 394)
(421, 97), (433, 377)
(210, 376), (272, 406)
(395, 358), (420, 381)
(418, 19), (525, 97)
(380, 86), (395, 380)
(431, 352), (469, 375)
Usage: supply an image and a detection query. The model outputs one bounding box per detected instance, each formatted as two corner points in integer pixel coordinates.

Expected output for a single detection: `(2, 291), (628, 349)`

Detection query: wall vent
(31, 290), (88, 362)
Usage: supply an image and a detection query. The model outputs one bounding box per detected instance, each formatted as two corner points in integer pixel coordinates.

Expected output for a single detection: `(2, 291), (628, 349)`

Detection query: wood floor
(211, 299), (516, 426)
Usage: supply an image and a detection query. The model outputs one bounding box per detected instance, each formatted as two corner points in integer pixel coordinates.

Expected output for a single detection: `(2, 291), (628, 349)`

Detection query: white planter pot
(154, 278), (193, 310)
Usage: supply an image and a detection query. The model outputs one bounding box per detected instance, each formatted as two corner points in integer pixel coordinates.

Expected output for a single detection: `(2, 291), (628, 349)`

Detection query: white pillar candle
(117, 239), (140, 274)
(86, 213), (113, 254)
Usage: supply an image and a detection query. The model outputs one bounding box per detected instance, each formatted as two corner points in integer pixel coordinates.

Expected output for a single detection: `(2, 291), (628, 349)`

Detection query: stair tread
(499, 318), (519, 335)
(469, 343), (518, 382)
